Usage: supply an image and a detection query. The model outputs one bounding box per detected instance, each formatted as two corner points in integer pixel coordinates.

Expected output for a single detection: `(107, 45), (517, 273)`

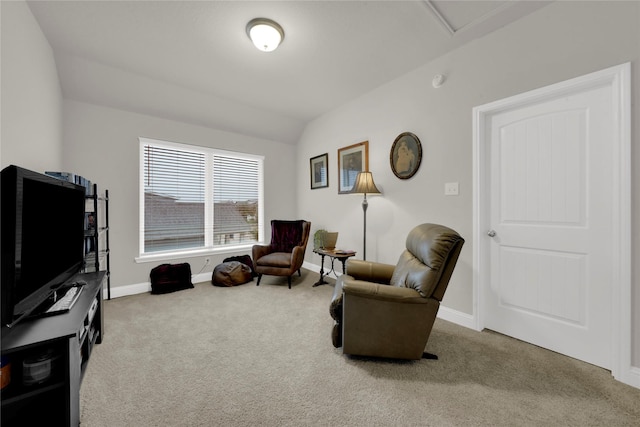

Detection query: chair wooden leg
(297, 269), (301, 276)
(287, 276), (292, 289)
(256, 274), (262, 286)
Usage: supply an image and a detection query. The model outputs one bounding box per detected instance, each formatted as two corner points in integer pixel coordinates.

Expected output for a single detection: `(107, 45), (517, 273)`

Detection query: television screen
(1, 165), (86, 327)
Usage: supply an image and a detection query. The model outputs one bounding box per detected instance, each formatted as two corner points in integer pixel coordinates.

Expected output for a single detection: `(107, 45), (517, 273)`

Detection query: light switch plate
(445, 182), (459, 196)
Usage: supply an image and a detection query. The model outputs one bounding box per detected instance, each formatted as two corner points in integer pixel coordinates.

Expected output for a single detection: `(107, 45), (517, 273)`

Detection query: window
(139, 138), (263, 258)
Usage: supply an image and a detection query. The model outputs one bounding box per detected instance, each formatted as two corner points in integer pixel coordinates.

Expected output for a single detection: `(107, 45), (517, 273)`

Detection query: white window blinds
(213, 155), (260, 246)
(140, 138), (263, 256)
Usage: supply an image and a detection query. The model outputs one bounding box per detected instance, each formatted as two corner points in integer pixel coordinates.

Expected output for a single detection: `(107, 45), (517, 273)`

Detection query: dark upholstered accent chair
(252, 220), (311, 289)
(329, 223), (464, 360)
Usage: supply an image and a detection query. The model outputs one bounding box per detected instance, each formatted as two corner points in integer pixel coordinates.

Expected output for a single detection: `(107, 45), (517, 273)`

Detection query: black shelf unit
(84, 184), (111, 300)
(1, 272), (105, 427)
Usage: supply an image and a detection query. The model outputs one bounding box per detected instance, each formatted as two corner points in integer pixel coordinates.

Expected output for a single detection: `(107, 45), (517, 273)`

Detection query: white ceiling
(26, 1), (551, 144)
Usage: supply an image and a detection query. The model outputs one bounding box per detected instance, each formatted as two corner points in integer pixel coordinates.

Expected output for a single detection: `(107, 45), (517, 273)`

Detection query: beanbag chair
(212, 261), (253, 287)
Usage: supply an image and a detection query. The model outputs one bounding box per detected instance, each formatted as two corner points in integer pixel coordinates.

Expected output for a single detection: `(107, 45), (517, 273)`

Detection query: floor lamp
(350, 171), (381, 260)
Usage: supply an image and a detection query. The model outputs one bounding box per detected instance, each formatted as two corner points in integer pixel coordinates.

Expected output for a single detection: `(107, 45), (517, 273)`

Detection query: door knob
(487, 230), (497, 237)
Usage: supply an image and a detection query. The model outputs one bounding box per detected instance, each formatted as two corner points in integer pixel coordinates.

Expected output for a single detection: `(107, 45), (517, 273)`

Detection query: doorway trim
(472, 63), (633, 386)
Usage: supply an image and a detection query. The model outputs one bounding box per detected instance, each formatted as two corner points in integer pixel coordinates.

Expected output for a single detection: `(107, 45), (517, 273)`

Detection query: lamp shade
(246, 18), (284, 52)
(350, 171), (381, 195)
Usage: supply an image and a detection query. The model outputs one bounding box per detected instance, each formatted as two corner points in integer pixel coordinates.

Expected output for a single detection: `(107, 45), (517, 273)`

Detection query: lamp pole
(362, 192), (369, 260)
(351, 171), (380, 262)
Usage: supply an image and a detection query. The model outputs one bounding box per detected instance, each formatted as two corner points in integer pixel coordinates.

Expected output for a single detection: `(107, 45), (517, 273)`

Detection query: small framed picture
(338, 141), (369, 194)
(310, 153), (329, 189)
(390, 132), (422, 179)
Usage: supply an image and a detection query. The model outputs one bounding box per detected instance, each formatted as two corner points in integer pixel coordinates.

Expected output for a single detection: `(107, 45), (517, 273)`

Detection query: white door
(481, 75), (620, 369)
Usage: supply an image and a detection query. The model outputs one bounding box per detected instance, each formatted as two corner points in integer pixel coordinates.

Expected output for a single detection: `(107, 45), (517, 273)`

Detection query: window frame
(137, 137), (264, 263)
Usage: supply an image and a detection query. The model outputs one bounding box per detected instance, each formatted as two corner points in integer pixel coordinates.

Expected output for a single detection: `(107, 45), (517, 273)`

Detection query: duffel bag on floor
(150, 263), (194, 294)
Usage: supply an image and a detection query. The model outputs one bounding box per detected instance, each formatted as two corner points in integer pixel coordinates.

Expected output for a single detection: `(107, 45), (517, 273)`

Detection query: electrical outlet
(445, 182), (459, 196)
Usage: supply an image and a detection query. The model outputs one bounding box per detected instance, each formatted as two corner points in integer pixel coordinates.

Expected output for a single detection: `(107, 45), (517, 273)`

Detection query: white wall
(0, 0), (63, 170)
(297, 1), (640, 366)
(62, 100), (296, 290)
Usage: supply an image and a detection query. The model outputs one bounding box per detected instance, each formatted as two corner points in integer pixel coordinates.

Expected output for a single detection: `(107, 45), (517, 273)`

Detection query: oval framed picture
(390, 132), (422, 179)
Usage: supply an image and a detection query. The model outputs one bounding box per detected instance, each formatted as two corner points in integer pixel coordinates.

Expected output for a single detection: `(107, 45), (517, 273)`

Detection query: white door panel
(484, 84), (613, 369)
(497, 247), (586, 325)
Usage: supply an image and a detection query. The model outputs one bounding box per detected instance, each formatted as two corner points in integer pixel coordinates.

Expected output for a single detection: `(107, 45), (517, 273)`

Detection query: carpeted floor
(79, 270), (640, 426)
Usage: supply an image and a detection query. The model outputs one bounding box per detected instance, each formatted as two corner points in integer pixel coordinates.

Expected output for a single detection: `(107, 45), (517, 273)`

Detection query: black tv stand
(1, 271), (105, 426)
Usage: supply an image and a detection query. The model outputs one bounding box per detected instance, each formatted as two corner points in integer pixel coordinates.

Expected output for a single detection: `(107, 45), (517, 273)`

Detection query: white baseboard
(192, 272), (212, 284)
(104, 272), (212, 299)
(302, 261), (321, 274)
(436, 305), (478, 330)
(105, 281), (149, 299)
(303, 260), (346, 279)
(618, 366), (640, 389)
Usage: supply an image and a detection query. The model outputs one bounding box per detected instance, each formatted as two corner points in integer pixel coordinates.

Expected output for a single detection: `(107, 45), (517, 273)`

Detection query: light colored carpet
(80, 270), (640, 426)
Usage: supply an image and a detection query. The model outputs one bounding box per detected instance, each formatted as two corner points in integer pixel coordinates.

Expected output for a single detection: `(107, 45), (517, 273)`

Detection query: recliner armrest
(342, 280), (427, 304)
(346, 259), (395, 284)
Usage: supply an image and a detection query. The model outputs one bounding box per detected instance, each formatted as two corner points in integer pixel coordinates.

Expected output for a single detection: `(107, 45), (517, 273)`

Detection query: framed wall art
(338, 141), (369, 194)
(310, 153), (329, 189)
(390, 132), (422, 179)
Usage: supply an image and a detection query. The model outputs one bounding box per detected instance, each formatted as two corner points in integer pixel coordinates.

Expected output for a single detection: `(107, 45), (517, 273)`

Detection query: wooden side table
(312, 248), (356, 287)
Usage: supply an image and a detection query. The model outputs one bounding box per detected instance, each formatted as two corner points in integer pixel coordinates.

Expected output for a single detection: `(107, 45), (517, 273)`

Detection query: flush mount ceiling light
(246, 18), (284, 52)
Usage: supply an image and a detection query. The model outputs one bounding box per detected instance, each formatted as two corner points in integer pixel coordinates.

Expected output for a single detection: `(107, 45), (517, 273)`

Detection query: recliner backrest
(390, 223), (464, 299)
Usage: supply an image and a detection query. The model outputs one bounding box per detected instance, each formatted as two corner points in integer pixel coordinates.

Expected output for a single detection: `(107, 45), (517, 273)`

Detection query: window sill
(135, 244), (257, 264)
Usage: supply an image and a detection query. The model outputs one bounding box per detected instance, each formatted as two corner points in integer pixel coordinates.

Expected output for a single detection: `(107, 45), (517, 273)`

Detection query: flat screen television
(1, 165), (86, 328)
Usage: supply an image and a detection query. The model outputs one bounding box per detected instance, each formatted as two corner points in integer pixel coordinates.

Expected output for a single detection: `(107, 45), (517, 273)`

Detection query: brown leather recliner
(329, 223), (464, 360)
(252, 220), (311, 289)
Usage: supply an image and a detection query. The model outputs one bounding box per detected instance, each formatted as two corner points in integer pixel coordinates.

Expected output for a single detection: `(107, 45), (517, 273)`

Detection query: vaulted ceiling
(27, 1), (551, 144)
